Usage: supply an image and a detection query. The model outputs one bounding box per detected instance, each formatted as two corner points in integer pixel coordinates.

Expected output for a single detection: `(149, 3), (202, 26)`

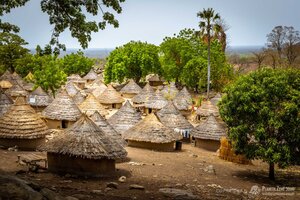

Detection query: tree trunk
(207, 36), (211, 100)
(269, 162), (275, 180)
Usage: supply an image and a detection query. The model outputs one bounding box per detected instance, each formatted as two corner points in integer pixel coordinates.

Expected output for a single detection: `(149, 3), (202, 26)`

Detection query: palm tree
(197, 8), (220, 99)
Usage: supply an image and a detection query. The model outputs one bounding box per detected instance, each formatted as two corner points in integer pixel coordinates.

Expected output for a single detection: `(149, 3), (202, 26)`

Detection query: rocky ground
(0, 144), (299, 200)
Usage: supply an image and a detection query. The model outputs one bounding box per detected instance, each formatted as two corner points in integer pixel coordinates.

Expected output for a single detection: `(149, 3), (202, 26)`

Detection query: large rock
(159, 188), (198, 200)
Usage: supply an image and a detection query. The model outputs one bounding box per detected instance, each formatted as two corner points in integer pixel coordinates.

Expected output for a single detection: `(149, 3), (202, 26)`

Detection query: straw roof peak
(79, 93), (108, 116)
(173, 86), (193, 111)
(29, 86), (53, 107)
(97, 84), (124, 104)
(196, 100), (219, 117)
(132, 83), (154, 104)
(120, 79), (142, 95)
(83, 68), (98, 80)
(65, 81), (80, 97)
(5, 83), (28, 98)
(144, 89), (168, 109)
(0, 80), (13, 89)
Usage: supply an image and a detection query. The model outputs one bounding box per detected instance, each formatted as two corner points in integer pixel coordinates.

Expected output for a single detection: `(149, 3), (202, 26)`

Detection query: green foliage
(104, 41), (162, 84)
(219, 68), (300, 179)
(15, 54), (36, 77)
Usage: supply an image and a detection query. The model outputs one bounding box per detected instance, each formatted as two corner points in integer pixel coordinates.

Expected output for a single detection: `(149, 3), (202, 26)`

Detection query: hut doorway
(112, 104), (116, 109)
(148, 108), (152, 114)
(62, 120), (68, 129)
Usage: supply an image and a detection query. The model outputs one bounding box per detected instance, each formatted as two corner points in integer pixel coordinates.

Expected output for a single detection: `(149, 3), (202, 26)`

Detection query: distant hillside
(226, 45), (263, 55)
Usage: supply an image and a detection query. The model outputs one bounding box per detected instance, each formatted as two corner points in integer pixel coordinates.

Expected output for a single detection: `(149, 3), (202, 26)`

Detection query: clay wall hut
(79, 94), (108, 117)
(83, 69), (98, 84)
(42, 89), (82, 129)
(123, 113), (182, 151)
(5, 83), (28, 100)
(108, 101), (142, 135)
(67, 74), (86, 89)
(144, 89), (168, 114)
(40, 115), (127, 177)
(196, 100), (219, 120)
(72, 91), (86, 105)
(97, 85), (124, 109)
(211, 93), (222, 106)
(161, 82), (179, 100)
(191, 115), (227, 151)
(65, 81), (80, 97)
(0, 80), (13, 91)
(173, 87), (193, 117)
(120, 79), (142, 98)
(157, 101), (193, 141)
(0, 90), (13, 117)
(132, 83), (154, 112)
(28, 86), (53, 112)
(147, 74), (165, 87)
(0, 96), (49, 150)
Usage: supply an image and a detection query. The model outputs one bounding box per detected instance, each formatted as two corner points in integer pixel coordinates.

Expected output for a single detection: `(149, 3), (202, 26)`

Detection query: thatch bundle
(0, 96), (49, 139)
(132, 83), (154, 104)
(218, 137), (251, 164)
(42, 89), (82, 121)
(161, 82), (179, 100)
(196, 100), (219, 117)
(211, 93), (222, 106)
(40, 114), (127, 160)
(97, 84), (124, 104)
(83, 68), (98, 81)
(90, 111), (126, 146)
(79, 94), (108, 116)
(28, 86), (53, 107)
(73, 91), (86, 105)
(5, 83), (28, 98)
(120, 79), (142, 96)
(123, 113), (182, 143)
(108, 101), (142, 134)
(0, 90), (13, 117)
(157, 101), (193, 130)
(0, 80), (13, 89)
(144, 89), (168, 109)
(191, 115), (226, 141)
(173, 87), (193, 111)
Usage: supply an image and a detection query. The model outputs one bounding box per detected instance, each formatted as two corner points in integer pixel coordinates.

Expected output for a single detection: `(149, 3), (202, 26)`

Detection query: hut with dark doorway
(79, 94), (108, 117)
(40, 115), (127, 177)
(108, 101), (142, 135)
(83, 68), (98, 84)
(157, 101), (194, 142)
(0, 96), (49, 150)
(210, 93), (222, 106)
(196, 100), (219, 121)
(5, 83), (28, 100)
(132, 83), (154, 112)
(65, 81), (80, 97)
(147, 74), (165, 87)
(173, 87), (193, 118)
(123, 113), (182, 151)
(144, 89), (168, 114)
(120, 79), (142, 98)
(42, 89), (82, 129)
(28, 86), (53, 113)
(161, 82), (179, 100)
(0, 80), (13, 91)
(97, 85), (124, 109)
(0, 89), (13, 117)
(72, 91), (86, 105)
(191, 115), (227, 152)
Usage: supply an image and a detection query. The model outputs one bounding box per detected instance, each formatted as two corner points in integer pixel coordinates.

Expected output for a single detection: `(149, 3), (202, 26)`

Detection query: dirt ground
(0, 143), (299, 200)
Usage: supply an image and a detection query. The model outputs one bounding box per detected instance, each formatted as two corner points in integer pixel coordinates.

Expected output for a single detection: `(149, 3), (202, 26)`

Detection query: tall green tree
(104, 41), (161, 83)
(219, 68), (300, 180)
(197, 8), (220, 98)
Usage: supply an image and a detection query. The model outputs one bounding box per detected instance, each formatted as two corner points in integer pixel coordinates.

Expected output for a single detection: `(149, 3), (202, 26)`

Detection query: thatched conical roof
(120, 79), (142, 95)
(196, 100), (219, 117)
(123, 113), (182, 143)
(0, 90), (13, 117)
(65, 81), (80, 97)
(42, 89), (82, 121)
(28, 86), (53, 107)
(157, 101), (193, 130)
(0, 80), (13, 89)
(97, 84), (124, 104)
(161, 82), (179, 99)
(72, 91), (86, 105)
(108, 101), (142, 134)
(191, 115), (226, 140)
(79, 94), (108, 116)
(24, 72), (34, 82)
(5, 83), (28, 98)
(211, 93), (222, 106)
(40, 114), (127, 160)
(67, 74), (85, 83)
(147, 74), (165, 82)
(132, 83), (154, 104)
(144, 89), (168, 109)
(90, 111), (126, 146)
(0, 70), (13, 81)
(173, 87), (193, 111)
(23, 82), (34, 91)
(12, 72), (26, 86)
(0, 96), (49, 139)
(91, 82), (107, 98)
(83, 68), (98, 81)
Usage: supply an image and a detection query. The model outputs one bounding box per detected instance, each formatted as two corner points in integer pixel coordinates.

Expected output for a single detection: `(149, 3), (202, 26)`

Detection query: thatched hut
(123, 113), (182, 151)
(147, 74), (165, 87)
(211, 93), (222, 106)
(0, 80), (13, 91)
(97, 85), (124, 109)
(132, 83), (154, 112)
(91, 82), (107, 98)
(120, 79), (142, 98)
(23, 82), (34, 92)
(40, 115), (127, 177)
(144, 89), (168, 114)
(28, 86), (53, 112)
(0, 96), (49, 150)
(5, 83), (28, 100)
(83, 68), (98, 84)
(161, 82), (179, 100)
(90, 111), (126, 146)
(24, 72), (34, 82)
(0, 70), (13, 82)
(191, 115), (227, 151)
(67, 74), (86, 89)
(196, 100), (219, 120)
(108, 101), (142, 134)
(79, 94), (108, 117)
(72, 91), (86, 105)
(157, 101), (193, 141)
(42, 89), (82, 129)
(0, 90), (13, 117)
(173, 87), (193, 117)
(65, 81), (80, 97)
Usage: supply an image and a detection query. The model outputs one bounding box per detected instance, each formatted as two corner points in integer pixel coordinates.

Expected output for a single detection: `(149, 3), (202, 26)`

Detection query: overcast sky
(2, 0), (299, 49)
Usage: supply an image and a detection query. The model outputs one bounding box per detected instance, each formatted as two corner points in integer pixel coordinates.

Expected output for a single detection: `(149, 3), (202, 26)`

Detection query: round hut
(191, 115), (227, 151)
(79, 94), (108, 117)
(83, 68), (98, 84)
(120, 79), (142, 98)
(72, 91), (86, 105)
(147, 74), (165, 87)
(0, 80), (13, 91)
(196, 100), (219, 120)
(40, 115), (127, 177)
(144, 89), (168, 114)
(65, 81), (80, 97)
(211, 93), (222, 106)
(97, 84), (124, 109)
(42, 89), (82, 129)
(157, 101), (194, 141)
(0, 90), (13, 117)
(90, 81), (107, 98)
(108, 101), (142, 135)
(0, 96), (49, 150)
(132, 83), (154, 112)
(5, 83), (28, 100)
(67, 74), (86, 89)
(123, 113), (182, 151)
(161, 82), (179, 100)
(28, 86), (53, 112)
(173, 87), (193, 117)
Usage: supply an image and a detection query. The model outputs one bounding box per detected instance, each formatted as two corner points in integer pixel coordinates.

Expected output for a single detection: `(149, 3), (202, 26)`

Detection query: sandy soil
(0, 144), (299, 200)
